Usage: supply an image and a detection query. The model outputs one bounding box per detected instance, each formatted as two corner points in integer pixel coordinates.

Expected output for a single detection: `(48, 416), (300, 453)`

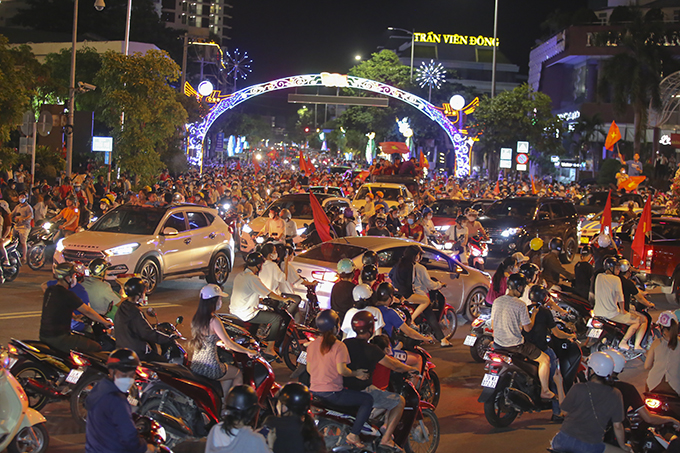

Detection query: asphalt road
(0, 257), (674, 453)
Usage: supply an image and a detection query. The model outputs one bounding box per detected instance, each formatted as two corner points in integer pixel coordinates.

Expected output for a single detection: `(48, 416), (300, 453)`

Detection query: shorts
(551, 431), (605, 453)
(610, 312), (639, 325)
(363, 385), (402, 411)
(499, 341), (542, 361)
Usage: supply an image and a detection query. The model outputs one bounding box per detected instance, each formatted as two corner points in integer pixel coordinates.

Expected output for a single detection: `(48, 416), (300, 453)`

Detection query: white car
(291, 236), (491, 321)
(351, 183), (415, 215)
(54, 204), (235, 293)
(579, 207), (641, 245)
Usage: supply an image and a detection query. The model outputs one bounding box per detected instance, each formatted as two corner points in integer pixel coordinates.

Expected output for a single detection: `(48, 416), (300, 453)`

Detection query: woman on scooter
(486, 256), (518, 305)
(306, 310), (373, 449)
(388, 245), (434, 326)
(645, 311), (680, 397)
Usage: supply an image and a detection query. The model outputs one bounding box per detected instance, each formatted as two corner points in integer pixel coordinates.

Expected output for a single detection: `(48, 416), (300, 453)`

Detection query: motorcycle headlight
(501, 228), (521, 238)
(104, 243), (140, 256)
(444, 242), (453, 250)
(56, 238), (65, 252)
(43, 222), (52, 230)
(223, 203), (230, 211)
(242, 224), (253, 234)
(296, 228), (306, 236)
(255, 236), (264, 244)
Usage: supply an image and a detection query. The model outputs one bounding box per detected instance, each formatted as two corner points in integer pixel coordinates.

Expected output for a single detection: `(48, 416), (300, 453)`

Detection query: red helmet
(351, 311), (375, 336)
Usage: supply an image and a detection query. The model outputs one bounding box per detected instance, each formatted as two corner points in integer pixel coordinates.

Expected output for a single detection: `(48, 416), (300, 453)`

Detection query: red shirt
(399, 223), (424, 241)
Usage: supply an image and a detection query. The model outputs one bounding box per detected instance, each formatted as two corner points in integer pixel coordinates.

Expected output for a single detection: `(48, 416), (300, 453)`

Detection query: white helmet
(597, 233), (612, 248)
(605, 349), (626, 374)
(352, 283), (373, 302)
(588, 351), (615, 377)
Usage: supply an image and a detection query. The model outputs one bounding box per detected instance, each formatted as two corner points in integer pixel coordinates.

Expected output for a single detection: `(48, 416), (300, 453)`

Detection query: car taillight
(645, 398), (662, 410)
(311, 270), (339, 283)
(645, 249), (653, 270)
(592, 319), (603, 329)
(70, 352), (90, 367)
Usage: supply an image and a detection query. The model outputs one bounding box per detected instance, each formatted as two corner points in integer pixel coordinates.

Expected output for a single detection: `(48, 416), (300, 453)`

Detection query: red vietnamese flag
(252, 156), (261, 174)
(618, 175), (646, 192)
(531, 176), (537, 195)
(299, 150), (309, 174)
(235, 161), (241, 171)
(493, 180), (500, 196)
(419, 150), (426, 169)
(605, 121), (621, 151)
(306, 156), (315, 172)
(631, 196), (652, 263)
(600, 190), (613, 235)
(310, 192), (332, 242)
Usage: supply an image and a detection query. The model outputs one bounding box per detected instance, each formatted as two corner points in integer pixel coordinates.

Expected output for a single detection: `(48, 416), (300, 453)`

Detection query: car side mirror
(162, 227), (178, 236)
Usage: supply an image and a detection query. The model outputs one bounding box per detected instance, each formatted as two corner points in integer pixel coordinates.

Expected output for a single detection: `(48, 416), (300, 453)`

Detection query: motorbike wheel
(27, 244), (46, 270)
(405, 408), (440, 453)
(281, 334), (302, 371)
(470, 335), (493, 363)
(70, 373), (105, 430)
(11, 361), (53, 411)
(464, 287), (488, 322)
(7, 422), (49, 453)
(484, 381), (519, 428)
(439, 308), (457, 338)
(4, 263), (19, 282)
(418, 370), (441, 408)
(138, 398), (186, 448)
(316, 417), (350, 451)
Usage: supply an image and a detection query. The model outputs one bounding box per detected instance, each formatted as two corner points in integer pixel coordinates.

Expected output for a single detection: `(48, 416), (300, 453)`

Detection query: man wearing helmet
(280, 208), (300, 243)
(551, 352), (630, 453)
(573, 245), (594, 301)
(231, 252), (294, 358)
(340, 284), (384, 339)
(527, 237), (543, 267)
(491, 273), (554, 399)
(80, 258), (121, 317)
(593, 233), (617, 272)
(463, 209), (487, 240)
(85, 349), (157, 453)
(366, 213), (391, 237)
(542, 238), (575, 288)
(618, 259), (654, 313)
(594, 257), (647, 352)
(39, 263), (113, 353)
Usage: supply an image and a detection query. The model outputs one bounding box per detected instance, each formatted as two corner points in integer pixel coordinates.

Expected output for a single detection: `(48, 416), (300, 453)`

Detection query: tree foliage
(42, 47), (102, 113)
(94, 50), (186, 185)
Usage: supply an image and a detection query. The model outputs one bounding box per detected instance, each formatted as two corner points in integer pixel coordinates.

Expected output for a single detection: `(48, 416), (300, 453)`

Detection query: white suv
(53, 204), (235, 293)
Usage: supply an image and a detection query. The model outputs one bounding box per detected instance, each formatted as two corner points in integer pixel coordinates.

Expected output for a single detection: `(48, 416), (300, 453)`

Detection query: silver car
(291, 236), (490, 321)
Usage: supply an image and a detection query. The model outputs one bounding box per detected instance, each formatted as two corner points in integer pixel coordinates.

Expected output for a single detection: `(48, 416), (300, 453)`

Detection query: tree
(571, 113), (605, 170)
(470, 83), (563, 175)
(42, 47), (102, 113)
(94, 49), (187, 185)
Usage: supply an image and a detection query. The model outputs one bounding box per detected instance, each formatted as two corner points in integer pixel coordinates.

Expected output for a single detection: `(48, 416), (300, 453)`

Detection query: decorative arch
(188, 73), (471, 177)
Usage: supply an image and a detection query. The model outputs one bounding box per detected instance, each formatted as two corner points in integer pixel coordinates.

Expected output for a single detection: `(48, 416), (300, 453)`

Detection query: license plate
(463, 335), (477, 346)
(580, 237), (590, 244)
(65, 369), (84, 384)
(481, 374), (499, 388)
(8, 357), (17, 369)
(393, 350), (408, 362)
(587, 328), (603, 339)
(127, 394), (138, 406)
(297, 351), (307, 365)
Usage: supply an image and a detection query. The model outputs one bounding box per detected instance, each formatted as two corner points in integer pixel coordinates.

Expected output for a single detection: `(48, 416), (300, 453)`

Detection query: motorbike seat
(148, 362), (224, 399)
(491, 347), (539, 366)
(310, 394), (359, 417)
(594, 316), (628, 331)
(220, 313), (252, 329)
(20, 340), (70, 359)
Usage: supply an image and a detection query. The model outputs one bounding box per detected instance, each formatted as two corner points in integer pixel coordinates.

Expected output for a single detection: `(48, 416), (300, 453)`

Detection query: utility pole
(66, 0), (79, 177)
(180, 33), (189, 91)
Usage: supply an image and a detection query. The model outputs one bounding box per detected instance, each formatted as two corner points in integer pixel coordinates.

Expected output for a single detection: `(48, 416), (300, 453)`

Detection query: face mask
(70, 277), (78, 288)
(19, 197), (27, 204)
(114, 376), (135, 393)
(75, 187), (81, 192)
(271, 253), (278, 261)
(407, 219), (414, 225)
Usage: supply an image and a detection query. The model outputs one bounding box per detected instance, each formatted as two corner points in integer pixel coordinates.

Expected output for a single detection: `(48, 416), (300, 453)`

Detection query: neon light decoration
(189, 73), (471, 177)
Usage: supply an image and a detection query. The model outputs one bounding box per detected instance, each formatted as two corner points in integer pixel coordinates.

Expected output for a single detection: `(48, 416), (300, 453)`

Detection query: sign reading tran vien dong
(414, 31), (499, 47)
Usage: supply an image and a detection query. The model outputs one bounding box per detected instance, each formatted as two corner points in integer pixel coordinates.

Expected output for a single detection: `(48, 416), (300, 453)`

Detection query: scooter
(1, 236), (21, 283)
(0, 347), (49, 453)
(313, 371), (440, 453)
(26, 219), (62, 270)
(392, 287), (458, 339)
(392, 338), (441, 408)
(585, 307), (659, 360)
(467, 234), (488, 271)
(464, 303), (493, 363)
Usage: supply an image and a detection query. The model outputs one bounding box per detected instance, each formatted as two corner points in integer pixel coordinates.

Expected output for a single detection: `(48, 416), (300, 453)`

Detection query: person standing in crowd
(11, 191), (33, 264)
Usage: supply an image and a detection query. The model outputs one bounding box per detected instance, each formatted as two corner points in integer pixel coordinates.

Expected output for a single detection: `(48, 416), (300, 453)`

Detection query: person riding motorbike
(386, 206), (402, 235)
(229, 252), (295, 358)
(446, 215), (468, 262)
(542, 238), (575, 289)
(52, 196), (80, 239)
(487, 256), (518, 305)
(258, 243), (301, 322)
(11, 191), (32, 264)
(574, 245), (594, 301)
(366, 213), (391, 237)
(259, 206), (285, 241)
(340, 284), (384, 339)
(551, 351), (631, 453)
(80, 258), (120, 318)
(331, 258), (357, 324)
(593, 233), (618, 272)
(618, 259), (654, 312)
(490, 273), (554, 399)
(593, 257), (646, 352)
(42, 261), (92, 333)
(39, 262), (113, 353)
(113, 277), (175, 361)
(519, 263), (541, 305)
(0, 199), (11, 268)
(85, 349), (158, 453)
(280, 208), (302, 244)
(398, 212), (424, 242)
(645, 311), (680, 397)
(463, 209), (487, 240)
(306, 310), (373, 450)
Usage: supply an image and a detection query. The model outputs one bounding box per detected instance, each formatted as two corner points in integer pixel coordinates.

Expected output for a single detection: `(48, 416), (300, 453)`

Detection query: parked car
(53, 204), (235, 293)
(479, 197), (580, 264)
(579, 207), (641, 245)
(351, 183), (415, 215)
(302, 186), (345, 197)
(291, 236), (490, 321)
(575, 192), (644, 218)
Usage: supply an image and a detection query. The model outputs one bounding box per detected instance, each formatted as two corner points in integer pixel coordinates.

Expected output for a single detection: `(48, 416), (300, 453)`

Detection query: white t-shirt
(262, 218), (285, 239)
(593, 273), (624, 319)
(229, 269), (271, 321)
(340, 307), (384, 339)
(259, 260), (293, 295)
(284, 219), (298, 238)
(446, 224), (468, 243)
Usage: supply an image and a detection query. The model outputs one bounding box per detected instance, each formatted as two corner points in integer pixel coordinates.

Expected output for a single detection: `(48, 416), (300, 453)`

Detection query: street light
(491, 0), (499, 98)
(355, 55), (362, 61)
(387, 27), (415, 82)
(94, 0), (132, 55)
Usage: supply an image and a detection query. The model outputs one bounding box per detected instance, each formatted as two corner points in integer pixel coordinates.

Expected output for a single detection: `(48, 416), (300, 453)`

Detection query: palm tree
(572, 113), (604, 171)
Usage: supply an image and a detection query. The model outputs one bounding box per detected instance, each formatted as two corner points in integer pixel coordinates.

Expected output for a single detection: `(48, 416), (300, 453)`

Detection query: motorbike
(585, 307), (659, 360)
(313, 371), (440, 453)
(135, 412), (186, 453)
(392, 287), (458, 339)
(26, 219), (63, 271)
(467, 234), (489, 271)
(464, 303), (493, 363)
(644, 391), (680, 420)
(478, 335), (584, 428)
(392, 338), (441, 408)
(218, 297), (319, 371)
(1, 236), (21, 283)
(299, 280), (322, 328)
(0, 347), (49, 453)
(7, 319), (115, 411)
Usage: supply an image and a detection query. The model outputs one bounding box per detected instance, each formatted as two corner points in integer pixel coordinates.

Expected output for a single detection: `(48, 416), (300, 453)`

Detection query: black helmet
(506, 273), (528, 292)
(351, 311), (375, 336)
(519, 263), (540, 282)
(528, 285), (549, 304)
(362, 250), (379, 266)
(88, 258), (110, 278)
(549, 238), (563, 252)
(54, 262), (76, 280)
(361, 264), (378, 282)
(246, 252), (265, 268)
(603, 256), (618, 273)
(315, 310), (339, 333)
(224, 385), (259, 421)
(277, 383), (311, 416)
(580, 244), (592, 256)
(375, 282), (395, 303)
(106, 348), (140, 372)
(124, 277), (147, 298)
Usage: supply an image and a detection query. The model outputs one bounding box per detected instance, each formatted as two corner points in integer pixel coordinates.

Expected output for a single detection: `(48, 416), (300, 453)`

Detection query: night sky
(229, 0), (589, 84)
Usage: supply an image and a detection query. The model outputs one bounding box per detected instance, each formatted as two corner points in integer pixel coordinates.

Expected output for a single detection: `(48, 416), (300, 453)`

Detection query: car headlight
(296, 228), (306, 236)
(104, 243), (140, 256)
(56, 238), (65, 252)
(255, 236), (264, 244)
(43, 222), (52, 230)
(223, 203), (230, 211)
(501, 228), (521, 238)
(586, 213), (596, 220)
(242, 224), (253, 234)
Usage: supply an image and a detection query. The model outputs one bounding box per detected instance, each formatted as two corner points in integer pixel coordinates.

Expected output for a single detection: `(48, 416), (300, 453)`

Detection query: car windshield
(299, 243), (367, 263)
(265, 198), (315, 219)
(89, 207), (166, 235)
(309, 187), (343, 196)
(430, 200), (471, 217)
(355, 186), (403, 200)
(592, 210), (636, 223)
(485, 199), (537, 219)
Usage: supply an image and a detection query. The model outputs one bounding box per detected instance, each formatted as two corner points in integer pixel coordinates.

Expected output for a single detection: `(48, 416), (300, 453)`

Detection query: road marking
(0, 303), (180, 320)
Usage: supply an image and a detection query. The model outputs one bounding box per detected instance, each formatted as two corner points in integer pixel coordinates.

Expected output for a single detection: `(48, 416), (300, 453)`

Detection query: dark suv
(479, 197), (580, 263)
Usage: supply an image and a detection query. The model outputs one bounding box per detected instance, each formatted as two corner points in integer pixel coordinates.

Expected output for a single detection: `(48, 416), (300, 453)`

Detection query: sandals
(346, 435), (366, 449)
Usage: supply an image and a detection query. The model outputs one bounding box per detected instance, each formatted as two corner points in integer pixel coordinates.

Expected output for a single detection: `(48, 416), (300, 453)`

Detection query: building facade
(156, 0), (232, 44)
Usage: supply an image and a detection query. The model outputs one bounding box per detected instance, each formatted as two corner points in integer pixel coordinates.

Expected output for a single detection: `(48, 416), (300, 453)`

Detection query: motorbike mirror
(176, 316), (183, 325)
(162, 227), (179, 236)
(146, 307), (157, 317)
(147, 410), (193, 437)
(303, 223), (309, 228)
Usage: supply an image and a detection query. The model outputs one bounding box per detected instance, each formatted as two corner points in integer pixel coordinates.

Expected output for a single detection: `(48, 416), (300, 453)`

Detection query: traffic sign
(500, 148), (512, 160)
(517, 163), (527, 171)
(517, 141), (529, 153)
(37, 111), (53, 136)
(19, 137), (33, 154)
(516, 153), (529, 165)
(500, 159), (512, 169)
(21, 111), (34, 136)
